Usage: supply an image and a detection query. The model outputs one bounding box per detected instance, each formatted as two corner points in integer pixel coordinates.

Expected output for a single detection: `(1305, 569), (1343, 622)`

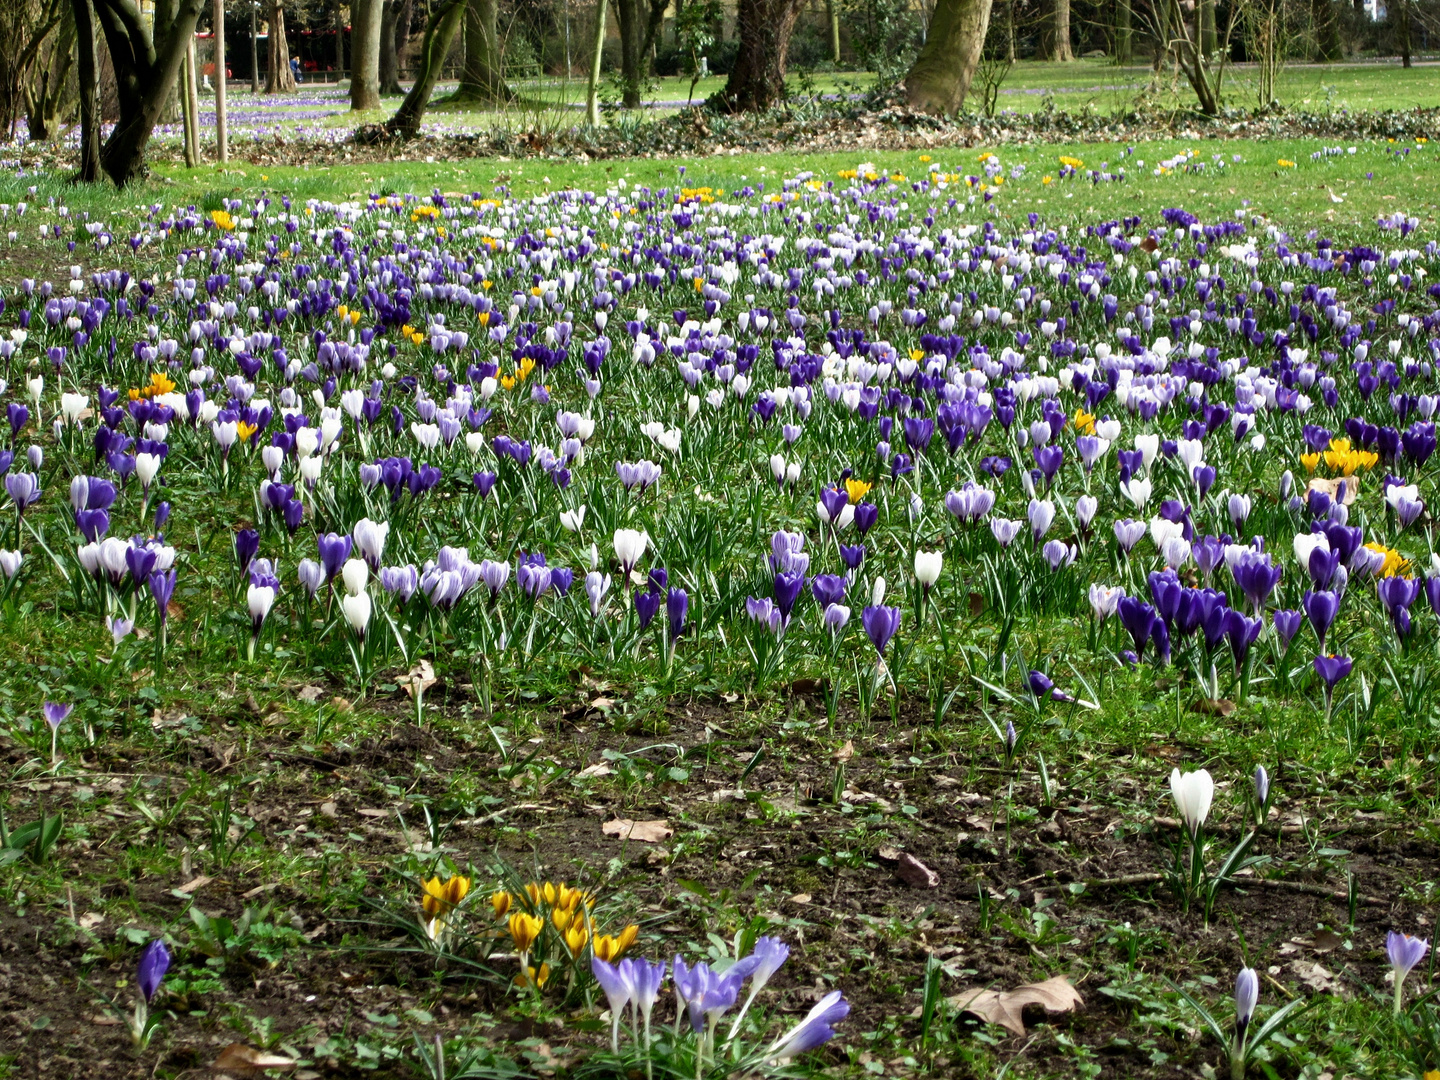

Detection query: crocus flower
(317, 532), (353, 583)
(137, 939), (170, 1003)
(1387, 930), (1430, 1014)
(635, 587), (661, 630)
(0, 549), (21, 580)
(667, 588), (688, 640)
(342, 590), (372, 638)
(1168, 767), (1214, 838)
(764, 989), (850, 1062)
(614, 528), (649, 578)
(728, 936), (789, 1037)
(913, 550), (943, 594)
(234, 529), (260, 574)
(862, 605), (900, 656)
(5, 472), (41, 513)
(592, 956), (634, 1052)
(1233, 966), (1258, 1049)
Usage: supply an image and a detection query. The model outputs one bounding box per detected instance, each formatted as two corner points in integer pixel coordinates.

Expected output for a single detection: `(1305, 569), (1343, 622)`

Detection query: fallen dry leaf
(176, 875), (212, 894)
(1307, 475), (1359, 505)
(832, 740), (854, 761)
(951, 975), (1084, 1036)
(576, 762), (614, 778)
(1191, 697), (1236, 716)
(601, 818), (673, 843)
(1288, 959), (1341, 994)
(213, 1042), (298, 1074)
(400, 659), (437, 700)
(296, 686), (325, 703)
(893, 852), (940, 888)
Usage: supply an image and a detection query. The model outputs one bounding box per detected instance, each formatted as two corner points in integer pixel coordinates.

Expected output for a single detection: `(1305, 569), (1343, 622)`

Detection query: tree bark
(1115, 0), (1131, 62)
(611, 0), (668, 107)
(250, 0), (259, 91)
(351, 0), (383, 107)
(902, 0), (993, 114)
(181, 35), (199, 166)
(266, 0), (296, 91)
(585, 0), (605, 123)
(715, 0), (804, 111)
(828, 0), (840, 62)
(1152, 0), (1171, 71)
(1050, 0), (1073, 59)
(380, 0), (465, 138)
(214, 0), (227, 161)
(1199, 0), (1216, 57)
(73, 0), (100, 180)
(379, 0), (402, 91)
(26, 2), (76, 141)
(454, 0), (512, 102)
(1310, 0), (1340, 59)
(335, 0), (346, 73)
(91, 0), (207, 186)
(1398, 0), (1411, 67)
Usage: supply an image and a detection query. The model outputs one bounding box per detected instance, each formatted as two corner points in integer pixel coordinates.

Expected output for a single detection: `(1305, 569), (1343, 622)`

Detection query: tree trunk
(380, 0), (465, 138)
(1050, 0), (1073, 59)
(828, 0), (840, 62)
(611, 0), (668, 107)
(250, 1), (259, 91)
(73, 0), (100, 180)
(716, 0), (804, 110)
(455, 0), (512, 101)
(266, 0), (295, 91)
(585, 0), (605, 123)
(335, 0), (346, 73)
(1152, 0), (1171, 71)
(1199, 0), (1216, 56)
(92, 0), (207, 186)
(26, 3), (76, 141)
(351, 0), (383, 107)
(1115, 0), (1131, 62)
(214, 0), (227, 161)
(181, 35), (198, 166)
(1399, 0), (1411, 67)
(379, 0), (401, 91)
(1310, 0), (1340, 58)
(902, 0), (993, 114)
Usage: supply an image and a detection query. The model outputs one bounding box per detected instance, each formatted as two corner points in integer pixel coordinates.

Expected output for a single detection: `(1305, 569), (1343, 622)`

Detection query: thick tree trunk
(380, 0), (465, 138)
(73, 0), (100, 180)
(1050, 0), (1073, 59)
(266, 0), (296, 91)
(214, 0), (227, 161)
(1199, 0), (1216, 56)
(1399, 0), (1412, 66)
(92, 0), (206, 186)
(335, 0), (346, 73)
(903, 0), (993, 114)
(1115, 0), (1131, 62)
(715, 0), (804, 111)
(454, 0), (512, 102)
(351, 0), (383, 107)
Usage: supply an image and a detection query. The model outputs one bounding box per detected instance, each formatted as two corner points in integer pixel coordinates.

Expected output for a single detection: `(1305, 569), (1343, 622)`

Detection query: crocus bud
(1233, 967), (1258, 1039)
(341, 590), (372, 636)
(1168, 767), (1214, 836)
(914, 550), (943, 588)
(871, 576), (886, 607)
(341, 558), (369, 596)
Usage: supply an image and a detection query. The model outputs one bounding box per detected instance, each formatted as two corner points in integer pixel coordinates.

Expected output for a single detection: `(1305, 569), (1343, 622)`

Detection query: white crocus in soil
(1292, 531), (1329, 569)
(871, 576), (886, 607)
(353, 518), (389, 569)
(1134, 433), (1160, 468)
(1088, 584), (1123, 621)
(1169, 768), (1215, 837)
(1120, 475), (1152, 509)
(560, 505), (587, 532)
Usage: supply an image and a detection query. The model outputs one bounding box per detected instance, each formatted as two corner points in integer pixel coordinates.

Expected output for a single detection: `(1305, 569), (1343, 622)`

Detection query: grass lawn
(0, 124), (1438, 1080)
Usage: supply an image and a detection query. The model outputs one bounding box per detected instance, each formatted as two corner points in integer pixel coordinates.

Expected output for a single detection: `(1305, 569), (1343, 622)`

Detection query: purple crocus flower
(43, 702), (72, 730)
(5, 472), (41, 513)
(1225, 610), (1264, 670)
(591, 956), (634, 1052)
(667, 587), (688, 639)
(148, 569), (176, 620)
(1314, 654), (1352, 689)
(1231, 551), (1282, 613)
(317, 532), (352, 582)
(1117, 596), (1158, 659)
(1388, 930), (1430, 1014)
(1302, 590), (1339, 648)
(235, 529), (260, 574)
(1272, 609), (1302, 649)
(862, 605), (901, 655)
(764, 989), (850, 1061)
(1027, 670), (1054, 700)
(635, 587), (662, 630)
(137, 939), (170, 1003)
(773, 571), (806, 619)
(811, 574), (846, 608)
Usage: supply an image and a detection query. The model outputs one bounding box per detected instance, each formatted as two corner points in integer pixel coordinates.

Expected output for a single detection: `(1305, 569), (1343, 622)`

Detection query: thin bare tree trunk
(585, 0), (605, 123)
(181, 36), (199, 166)
(214, 0), (227, 160)
(380, 0), (465, 138)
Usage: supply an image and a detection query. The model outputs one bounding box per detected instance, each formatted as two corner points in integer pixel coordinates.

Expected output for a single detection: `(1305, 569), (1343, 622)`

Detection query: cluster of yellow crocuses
(420, 874), (639, 990)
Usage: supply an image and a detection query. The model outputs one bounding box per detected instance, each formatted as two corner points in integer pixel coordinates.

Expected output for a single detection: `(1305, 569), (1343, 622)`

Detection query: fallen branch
(1076, 872), (1387, 906)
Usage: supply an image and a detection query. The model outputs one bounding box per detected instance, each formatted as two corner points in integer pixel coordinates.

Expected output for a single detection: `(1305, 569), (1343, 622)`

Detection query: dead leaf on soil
(576, 762), (614, 778)
(832, 740), (854, 761)
(213, 1042), (298, 1074)
(1288, 959), (1342, 994)
(951, 975), (1084, 1036)
(788, 893), (812, 904)
(602, 818), (673, 843)
(78, 911), (105, 929)
(1191, 697), (1236, 716)
(296, 686), (325, 703)
(176, 875), (213, 894)
(400, 659), (437, 700)
(877, 847), (940, 888)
